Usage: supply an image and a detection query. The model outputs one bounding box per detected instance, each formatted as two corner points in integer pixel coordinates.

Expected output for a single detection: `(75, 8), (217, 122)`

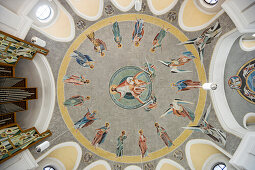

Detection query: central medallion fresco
(109, 66), (152, 109)
(228, 58), (255, 104)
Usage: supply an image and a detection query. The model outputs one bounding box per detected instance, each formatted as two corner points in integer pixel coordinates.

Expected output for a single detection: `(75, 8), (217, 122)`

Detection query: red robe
(139, 135), (148, 157)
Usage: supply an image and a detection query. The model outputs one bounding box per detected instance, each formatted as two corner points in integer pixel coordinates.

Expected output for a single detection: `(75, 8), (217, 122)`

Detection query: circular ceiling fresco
(57, 14), (206, 163)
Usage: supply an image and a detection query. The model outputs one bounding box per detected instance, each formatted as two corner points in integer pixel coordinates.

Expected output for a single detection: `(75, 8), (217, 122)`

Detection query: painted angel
(142, 95), (157, 111)
(141, 58), (156, 79)
(74, 108), (97, 130)
(63, 95), (90, 107)
(160, 99), (195, 122)
(158, 51), (195, 73)
(71, 50), (94, 69)
(63, 75), (89, 85)
(183, 104), (226, 145)
(87, 32), (107, 57)
(91, 123), (110, 147)
(177, 21), (222, 64)
(171, 80), (201, 92)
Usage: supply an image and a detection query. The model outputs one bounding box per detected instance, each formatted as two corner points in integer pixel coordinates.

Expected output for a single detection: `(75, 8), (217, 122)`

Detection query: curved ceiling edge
(147, 0), (178, 15)
(209, 29), (248, 138)
(178, 0), (224, 32)
(110, 0), (135, 12)
(65, 0), (103, 21)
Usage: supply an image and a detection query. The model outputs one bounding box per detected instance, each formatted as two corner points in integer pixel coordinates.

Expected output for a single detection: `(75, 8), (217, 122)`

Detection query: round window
(204, 0), (218, 5)
(43, 165), (55, 170)
(212, 162), (227, 170)
(36, 5), (53, 22)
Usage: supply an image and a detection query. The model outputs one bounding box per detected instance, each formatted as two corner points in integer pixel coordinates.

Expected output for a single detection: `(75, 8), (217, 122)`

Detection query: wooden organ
(0, 30), (51, 163)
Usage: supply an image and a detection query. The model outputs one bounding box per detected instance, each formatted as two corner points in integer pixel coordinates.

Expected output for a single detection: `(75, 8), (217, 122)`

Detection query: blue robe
(72, 50), (93, 67)
(132, 19), (144, 41)
(74, 111), (96, 129)
(175, 80), (188, 91)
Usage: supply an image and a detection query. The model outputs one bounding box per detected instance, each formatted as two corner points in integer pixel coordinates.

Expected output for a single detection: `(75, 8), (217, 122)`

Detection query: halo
(135, 42), (140, 47)
(90, 64), (94, 69)
(117, 44), (122, 48)
(110, 84), (118, 94)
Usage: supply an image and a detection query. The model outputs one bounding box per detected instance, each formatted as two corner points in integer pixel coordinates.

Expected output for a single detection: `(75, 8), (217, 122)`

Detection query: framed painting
(0, 123), (52, 163)
(0, 30), (49, 66)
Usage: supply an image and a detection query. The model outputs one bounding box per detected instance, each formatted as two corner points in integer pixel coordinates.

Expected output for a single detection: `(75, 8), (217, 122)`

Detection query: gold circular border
(57, 14), (207, 163)
(237, 58), (255, 104)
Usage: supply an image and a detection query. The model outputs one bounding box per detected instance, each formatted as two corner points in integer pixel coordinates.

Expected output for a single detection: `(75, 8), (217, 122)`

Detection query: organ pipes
(0, 67), (11, 73)
(0, 88), (35, 103)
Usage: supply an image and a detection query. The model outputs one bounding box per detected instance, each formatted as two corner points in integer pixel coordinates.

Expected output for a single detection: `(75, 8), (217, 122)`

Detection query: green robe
(153, 29), (166, 49)
(112, 21), (122, 44)
(116, 135), (127, 157)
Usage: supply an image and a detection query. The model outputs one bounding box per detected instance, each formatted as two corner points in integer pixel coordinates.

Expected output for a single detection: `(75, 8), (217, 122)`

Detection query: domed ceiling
(58, 14), (208, 163)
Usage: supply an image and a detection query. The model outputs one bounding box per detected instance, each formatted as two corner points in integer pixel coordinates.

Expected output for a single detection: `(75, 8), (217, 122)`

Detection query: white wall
(222, 0), (255, 33)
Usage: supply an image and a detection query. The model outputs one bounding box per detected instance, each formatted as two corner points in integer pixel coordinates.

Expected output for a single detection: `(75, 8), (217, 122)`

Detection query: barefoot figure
(74, 108), (97, 130)
(141, 58), (156, 80)
(161, 99), (195, 122)
(171, 80), (201, 92)
(112, 21), (122, 48)
(151, 28), (168, 52)
(177, 21), (222, 64)
(183, 104), (226, 145)
(159, 51), (195, 73)
(63, 75), (89, 85)
(71, 50), (94, 69)
(116, 131), (127, 157)
(63, 96), (90, 107)
(138, 129), (148, 158)
(143, 95), (157, 112)
(87, 32), (107, 57)
(91, 123), (110, 147)
(132, 19), (144, 47)
(155, 123), (174, 147)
